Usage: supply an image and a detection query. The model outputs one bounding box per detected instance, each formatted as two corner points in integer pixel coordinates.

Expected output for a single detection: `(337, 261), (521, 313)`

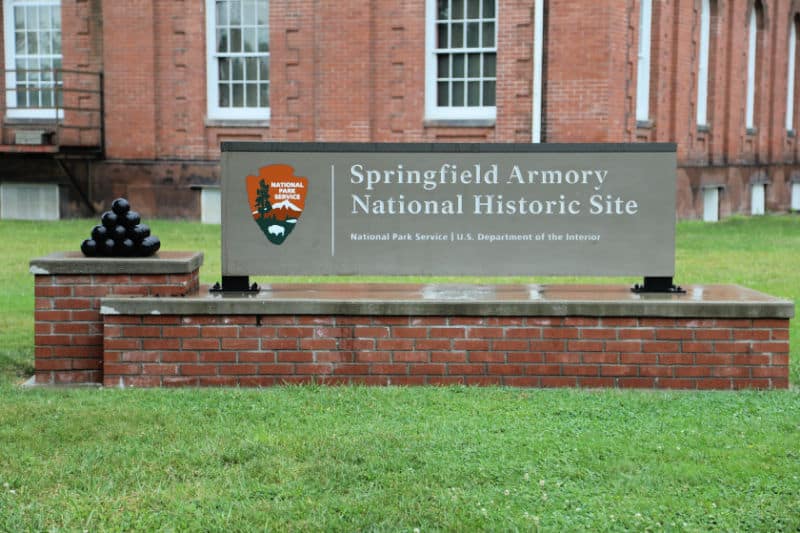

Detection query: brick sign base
(102, 314), (790, 389)
(30, 254), (794, 390)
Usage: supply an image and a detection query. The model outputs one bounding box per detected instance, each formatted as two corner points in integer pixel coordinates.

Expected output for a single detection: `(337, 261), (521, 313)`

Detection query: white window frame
(3, 0), (63, 120)
(696, 0), (711, 126)
(425, 0), (497, 121)
(205, 0), (270, 121)
(786, 17), (797, 132)
(636, 0), (653, 122)
(745, 5), (758, 130)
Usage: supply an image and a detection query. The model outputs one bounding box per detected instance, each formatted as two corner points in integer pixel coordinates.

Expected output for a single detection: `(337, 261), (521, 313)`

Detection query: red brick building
(2, 0), (800, 220)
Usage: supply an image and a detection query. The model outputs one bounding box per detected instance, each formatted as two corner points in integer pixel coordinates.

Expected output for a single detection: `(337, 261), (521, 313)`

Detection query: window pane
(16, 32), (26, 55)
(467, 0), (480, 19)
(52, 6), (60, 29)
(437, 81), (449, 105)
(437, 0), (449, 20)
(452, 0), (464, 19)
(437, 55), (449, 78)
(217, 29), (228, 53)
(483, 81), (495, 105)
(453, 54), (465, 77)
(246, 57), (258, 81)
(230, 28), (242, 52)
(452, 81), (465, 105)
(27, 6), (38, 29)
(244, 28), (257, 52)
(260, 83), (269, 107)
(27, 32), (39, 54)
(232, 58), (244, 80)
(258, 28), (269, 52)
(39, 6), (51, 29)
(40, 32), (52, 55)
(246, 83), (258, 106)
(484, 53), (496, 77)
(482, 22), (494, 47)
(259, 57), (269, 80)
(219, 84), (230, 107)
(232, 84), (244, 107)
(452, 23), (463, 47)
(217, 1), (228, 26)
(219, 58), (230, 80)
(467, 22), (479, 47)
(468, 53), (480, 77)
(244, 0), (258, 23)
(230, 1), (242, 24)
(14, 7), (25, 30)
(41, 88), (54, 108)
(483, 0), (495, 18)
(437, 23), (448, 48)
(53, 31), (61, 54)
(468, 81), (480, 105)
(257, 0), (268, 25)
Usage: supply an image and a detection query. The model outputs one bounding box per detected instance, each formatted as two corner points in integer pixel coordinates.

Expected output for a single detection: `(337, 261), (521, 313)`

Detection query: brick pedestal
(99, 283), (794, 390)
(102, 313), (790, 389)
(30, 252), (203, 384)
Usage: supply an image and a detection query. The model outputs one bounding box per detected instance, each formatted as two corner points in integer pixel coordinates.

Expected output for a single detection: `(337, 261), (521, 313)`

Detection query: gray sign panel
(221, 143), (676, 277)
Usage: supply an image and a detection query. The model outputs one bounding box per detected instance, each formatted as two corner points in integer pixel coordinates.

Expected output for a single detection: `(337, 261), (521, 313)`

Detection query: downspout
(532, 0), (544, 143)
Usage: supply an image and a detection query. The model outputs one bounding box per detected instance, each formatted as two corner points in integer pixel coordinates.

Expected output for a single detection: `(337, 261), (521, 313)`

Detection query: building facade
(2, 0), (800, 220)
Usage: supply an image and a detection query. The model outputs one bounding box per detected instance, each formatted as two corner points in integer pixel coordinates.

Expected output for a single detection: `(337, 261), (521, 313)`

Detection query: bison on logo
(246, 164), (308, 245)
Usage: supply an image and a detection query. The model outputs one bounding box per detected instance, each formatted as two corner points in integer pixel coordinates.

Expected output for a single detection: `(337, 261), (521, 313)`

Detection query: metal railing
(2, 68), (104, 153)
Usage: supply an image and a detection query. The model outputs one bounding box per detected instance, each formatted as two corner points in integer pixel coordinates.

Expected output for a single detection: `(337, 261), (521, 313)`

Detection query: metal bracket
(210, 276), (260, 293)
(631, 276), (685, 294)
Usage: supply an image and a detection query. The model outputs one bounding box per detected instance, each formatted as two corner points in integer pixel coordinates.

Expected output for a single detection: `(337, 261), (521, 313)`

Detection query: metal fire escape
(1, 68), (104, 214)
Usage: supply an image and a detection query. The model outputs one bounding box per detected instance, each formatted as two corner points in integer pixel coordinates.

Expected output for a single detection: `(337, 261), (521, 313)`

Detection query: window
(750, 182), (766, 215)
(696, 0), (711, 126)
(702, 186), (720, 222)
(201, 188), (221, 224)
(2, 0), (62, 119)
(206, 0), (270, 121)
(0, 183), (59, 220)
(786, 16), (798, 132)
(636, 0), (652, 123)
(745, 2), (762, 131)
(426, 0), (497, 121)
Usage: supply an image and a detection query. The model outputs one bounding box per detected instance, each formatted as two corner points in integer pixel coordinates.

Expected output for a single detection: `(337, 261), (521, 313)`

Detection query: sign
(221, 142), (677, 277)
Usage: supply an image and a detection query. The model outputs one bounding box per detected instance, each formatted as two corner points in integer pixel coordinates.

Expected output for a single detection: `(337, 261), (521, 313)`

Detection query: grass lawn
(0, 216), (798, 530)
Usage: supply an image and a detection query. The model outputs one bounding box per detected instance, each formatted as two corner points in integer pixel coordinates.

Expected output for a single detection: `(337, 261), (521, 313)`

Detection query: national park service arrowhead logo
(246, 164), (308, 245)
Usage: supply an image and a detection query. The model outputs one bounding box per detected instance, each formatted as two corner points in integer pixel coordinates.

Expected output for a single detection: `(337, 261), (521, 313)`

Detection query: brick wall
(102, 315), (790, 390)
(4, 0), (800, 217)
(33, 267), (200, 385)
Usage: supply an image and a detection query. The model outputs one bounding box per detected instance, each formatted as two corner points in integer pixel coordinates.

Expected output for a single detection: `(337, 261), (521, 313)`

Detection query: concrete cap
(30, 251), (204, 275)
(99, 283), (794, 318)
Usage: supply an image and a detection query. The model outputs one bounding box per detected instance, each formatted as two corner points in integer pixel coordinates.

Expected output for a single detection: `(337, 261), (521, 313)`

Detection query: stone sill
(30, 251), (204, 275)
(100, 283), (794, 319)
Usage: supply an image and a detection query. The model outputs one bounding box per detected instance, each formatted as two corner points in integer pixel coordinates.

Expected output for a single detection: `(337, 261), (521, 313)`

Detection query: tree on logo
(255, 179), (272, 218)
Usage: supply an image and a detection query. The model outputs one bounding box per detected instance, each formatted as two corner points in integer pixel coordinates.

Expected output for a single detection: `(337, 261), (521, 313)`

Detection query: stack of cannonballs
(80, 198), (161, 257)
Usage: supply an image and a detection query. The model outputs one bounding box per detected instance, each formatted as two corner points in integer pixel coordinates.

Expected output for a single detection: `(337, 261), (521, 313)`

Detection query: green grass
(0, 215), (799, 530)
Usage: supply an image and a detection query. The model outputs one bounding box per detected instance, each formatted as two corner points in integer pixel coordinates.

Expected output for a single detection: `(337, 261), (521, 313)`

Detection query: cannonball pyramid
(80, 198), (161, 257)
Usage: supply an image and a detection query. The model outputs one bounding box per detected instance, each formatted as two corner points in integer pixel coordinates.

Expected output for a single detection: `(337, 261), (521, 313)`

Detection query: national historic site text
(349, 163), (639, 216)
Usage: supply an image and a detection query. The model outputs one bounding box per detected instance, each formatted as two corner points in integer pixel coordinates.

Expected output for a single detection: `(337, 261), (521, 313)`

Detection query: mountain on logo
(246, 164), (309, 246)
(272, 199), (302, 212)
